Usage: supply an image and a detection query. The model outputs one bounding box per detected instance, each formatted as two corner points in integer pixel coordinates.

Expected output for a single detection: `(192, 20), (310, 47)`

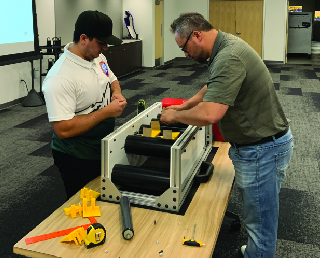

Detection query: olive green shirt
(203, 31), (288, 144)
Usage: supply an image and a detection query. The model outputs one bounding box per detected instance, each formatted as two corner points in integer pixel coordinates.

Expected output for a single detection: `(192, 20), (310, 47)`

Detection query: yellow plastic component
(172, 132), (180, 140)
(142, 127), (161, 138)
(151, 130), (161, 138)
(64, 203), (83, 218)
(162, 130), (180, 140)
(83, 198), (101, 218)
(80, 187), (101, 200)
(60, 227), (85, 245)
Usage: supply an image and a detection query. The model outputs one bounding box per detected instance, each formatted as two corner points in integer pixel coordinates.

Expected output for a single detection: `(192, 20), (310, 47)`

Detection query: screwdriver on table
(183, 224), (204, 247)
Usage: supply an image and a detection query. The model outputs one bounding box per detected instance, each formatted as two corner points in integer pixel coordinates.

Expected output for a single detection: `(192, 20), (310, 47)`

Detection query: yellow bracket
(162, 130), (180, 140)
(60, 227), (85, 245)
(142, 127), (161, 138)
(83, 198), (101, 218)
(80, 187), (101, 200)
(64, 203), (83, 218)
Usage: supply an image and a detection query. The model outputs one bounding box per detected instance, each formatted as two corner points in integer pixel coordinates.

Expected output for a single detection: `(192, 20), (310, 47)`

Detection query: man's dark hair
(170, 12), (214, 38)
(73, 32), (94, 43)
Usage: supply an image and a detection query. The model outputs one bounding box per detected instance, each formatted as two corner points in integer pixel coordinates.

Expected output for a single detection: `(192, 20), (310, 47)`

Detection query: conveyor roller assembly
(101, 102), (213, 212)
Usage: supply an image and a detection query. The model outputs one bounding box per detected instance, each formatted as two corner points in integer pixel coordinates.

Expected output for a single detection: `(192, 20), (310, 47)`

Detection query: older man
(161, 12), (293, 258)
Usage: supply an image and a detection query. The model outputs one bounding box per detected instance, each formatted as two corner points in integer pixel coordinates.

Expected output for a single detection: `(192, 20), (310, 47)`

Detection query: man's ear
(79, 34), (88, 45)
(193, 31), (202, 42)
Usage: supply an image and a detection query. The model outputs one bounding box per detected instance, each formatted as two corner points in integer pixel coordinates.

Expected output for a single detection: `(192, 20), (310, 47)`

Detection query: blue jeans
(229, 127), (294, 258)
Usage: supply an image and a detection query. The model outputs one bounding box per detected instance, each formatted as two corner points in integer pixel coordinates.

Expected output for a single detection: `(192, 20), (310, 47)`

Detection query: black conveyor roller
(124, 135), (175, 159)
(120, 196), (134, 240)
(111, 164), (170, 192)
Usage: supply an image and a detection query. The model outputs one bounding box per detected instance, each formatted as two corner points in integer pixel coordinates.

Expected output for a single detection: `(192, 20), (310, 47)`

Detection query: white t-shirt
(42, 42), (117, 122)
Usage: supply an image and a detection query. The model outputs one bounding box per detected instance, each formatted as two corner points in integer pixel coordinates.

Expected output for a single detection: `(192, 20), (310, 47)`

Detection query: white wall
(173, 0), (210, 58)
(163, 0), (180, 63)
(105, 0), (123, 39)
(263, 0), (288, 62)
(123, 0), (155, 67)
(0, 0), (55, 107)
(55, 0), (107, 45)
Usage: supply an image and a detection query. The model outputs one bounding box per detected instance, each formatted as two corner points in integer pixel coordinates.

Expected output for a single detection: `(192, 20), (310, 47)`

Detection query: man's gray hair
(170, 12), (214, 38)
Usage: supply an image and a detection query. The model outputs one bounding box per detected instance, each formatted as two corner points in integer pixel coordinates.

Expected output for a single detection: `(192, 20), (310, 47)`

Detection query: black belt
(230, 127), (289, 148)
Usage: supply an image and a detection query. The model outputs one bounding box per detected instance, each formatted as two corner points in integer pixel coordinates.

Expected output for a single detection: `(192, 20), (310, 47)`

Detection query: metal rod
(192, 224), (196, 239)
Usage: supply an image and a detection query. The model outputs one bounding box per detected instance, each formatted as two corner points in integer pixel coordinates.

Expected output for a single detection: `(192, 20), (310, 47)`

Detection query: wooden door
(209, 0), (263, 57)
(209, 1), (236, 36)
(236, 1), (263, 57)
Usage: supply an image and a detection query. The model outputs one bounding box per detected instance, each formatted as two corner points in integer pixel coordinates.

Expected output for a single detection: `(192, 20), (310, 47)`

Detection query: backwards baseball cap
(74, 10), (122, 46)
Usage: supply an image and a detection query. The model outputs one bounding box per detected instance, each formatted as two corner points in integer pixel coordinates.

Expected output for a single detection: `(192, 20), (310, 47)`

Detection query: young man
(161, 12), (294, 258)
(42, 11), (127, 200)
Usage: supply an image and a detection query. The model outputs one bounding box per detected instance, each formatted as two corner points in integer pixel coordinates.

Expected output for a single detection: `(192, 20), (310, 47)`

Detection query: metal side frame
(100, 102), (213, 212)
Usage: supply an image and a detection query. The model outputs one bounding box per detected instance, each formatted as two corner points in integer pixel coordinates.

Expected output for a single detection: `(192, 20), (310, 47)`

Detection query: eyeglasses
(181, 31), (193, 53)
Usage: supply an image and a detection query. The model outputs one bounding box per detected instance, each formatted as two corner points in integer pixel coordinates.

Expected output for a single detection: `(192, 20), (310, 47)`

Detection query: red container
(161, 98), (188, 108)
(212, 123), (225, 142)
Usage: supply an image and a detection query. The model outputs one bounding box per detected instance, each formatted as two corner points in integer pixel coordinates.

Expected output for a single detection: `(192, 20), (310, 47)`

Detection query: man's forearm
(51, 99), (127, 139)
(111, 80), (122, 95)
(180, 85), (207, 110)
(174, 102), (215, 126)
(161, 101), (229, 127)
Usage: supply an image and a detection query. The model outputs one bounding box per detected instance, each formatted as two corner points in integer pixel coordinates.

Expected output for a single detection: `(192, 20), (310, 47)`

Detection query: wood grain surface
(14, 141), (234, 258)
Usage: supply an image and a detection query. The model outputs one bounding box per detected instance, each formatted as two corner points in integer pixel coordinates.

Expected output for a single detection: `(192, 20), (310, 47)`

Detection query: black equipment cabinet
(103, 40), (142, 78)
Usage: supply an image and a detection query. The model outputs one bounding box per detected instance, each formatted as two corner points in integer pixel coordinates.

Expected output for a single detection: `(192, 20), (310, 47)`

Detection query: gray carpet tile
(0, 175), (66, 258)
(152, 72), (170, 77)
(1, 56), (320, 258)
(120, 78), (148, 90)
(29, 143), (52, 157)
(276, 240), (320, 257)
(274, 83), (280, 90)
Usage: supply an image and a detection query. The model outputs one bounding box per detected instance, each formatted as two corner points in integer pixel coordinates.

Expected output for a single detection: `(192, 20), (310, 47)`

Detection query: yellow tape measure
(84, 223), (106, 249)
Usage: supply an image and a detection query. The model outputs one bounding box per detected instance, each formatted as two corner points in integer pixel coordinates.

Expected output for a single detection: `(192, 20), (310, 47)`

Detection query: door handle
(236, 31), (241, 34)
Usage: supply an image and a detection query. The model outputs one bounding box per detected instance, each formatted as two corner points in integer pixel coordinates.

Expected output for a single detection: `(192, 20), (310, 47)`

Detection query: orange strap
(25, 217), (98, 245)
(88, 217), (97, 224)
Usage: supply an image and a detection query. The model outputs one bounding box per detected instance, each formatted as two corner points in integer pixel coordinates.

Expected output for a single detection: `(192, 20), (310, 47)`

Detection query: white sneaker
(241, 245), (247, 256)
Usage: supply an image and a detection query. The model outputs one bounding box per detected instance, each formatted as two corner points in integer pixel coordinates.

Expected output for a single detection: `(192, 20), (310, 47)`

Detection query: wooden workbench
(13, 141), (234, 258)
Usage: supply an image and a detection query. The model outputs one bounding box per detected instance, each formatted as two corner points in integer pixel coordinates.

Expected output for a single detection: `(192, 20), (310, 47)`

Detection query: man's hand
(111, 92), (126, 102)
(165, 104), (183, 111)
(160, 108), (177, 124)
(107, 98), (127, 117)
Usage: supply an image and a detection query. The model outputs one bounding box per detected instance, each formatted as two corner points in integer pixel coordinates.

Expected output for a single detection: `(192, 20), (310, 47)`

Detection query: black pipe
(124, 135), (174, 159)
(111, 164), (170, 192)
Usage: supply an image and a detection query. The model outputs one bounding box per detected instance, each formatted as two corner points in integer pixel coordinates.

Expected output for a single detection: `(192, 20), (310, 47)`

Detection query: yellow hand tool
(182, 224), (204, 247)
(84, 223), (106, 249)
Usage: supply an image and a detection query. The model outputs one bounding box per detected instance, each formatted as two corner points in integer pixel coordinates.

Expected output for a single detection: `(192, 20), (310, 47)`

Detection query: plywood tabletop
(14, 141), (234, 258)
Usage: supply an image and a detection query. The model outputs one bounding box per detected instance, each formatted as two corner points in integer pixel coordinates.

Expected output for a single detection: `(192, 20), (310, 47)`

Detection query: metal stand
(22, 60), (45, 107)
